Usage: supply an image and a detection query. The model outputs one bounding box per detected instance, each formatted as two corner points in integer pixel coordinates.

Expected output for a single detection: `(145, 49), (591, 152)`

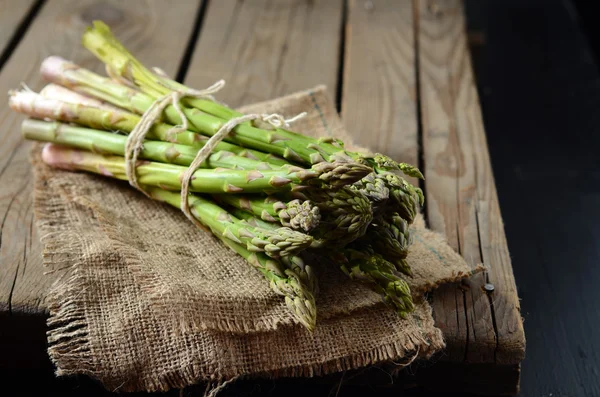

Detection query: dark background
(467, 0), (600, 395)
(4, 0), (600, 395)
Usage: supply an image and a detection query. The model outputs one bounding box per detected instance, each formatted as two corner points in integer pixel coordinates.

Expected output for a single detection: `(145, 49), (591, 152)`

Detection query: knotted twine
(122, 78), (306, 229)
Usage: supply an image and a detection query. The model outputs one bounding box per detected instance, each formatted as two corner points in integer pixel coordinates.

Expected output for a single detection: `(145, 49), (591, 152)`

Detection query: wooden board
(340, 0), (524, 370)
(0, 0), (525, 393)
(0, 0), (202, 315)
(184, 0), (343, 107)
(342, 0), (418, 179)
(0, 0), (37, 60)
(416, 0), (525, 364)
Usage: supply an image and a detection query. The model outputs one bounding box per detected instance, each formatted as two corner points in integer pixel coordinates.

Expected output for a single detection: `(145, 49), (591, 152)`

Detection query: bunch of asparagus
(8, 22), (424, 331)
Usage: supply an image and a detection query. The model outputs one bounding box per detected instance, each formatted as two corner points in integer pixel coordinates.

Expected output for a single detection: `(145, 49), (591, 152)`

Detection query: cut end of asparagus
(10, 90), (77, 123)
(41, 83), (122, 111)
(40, 56), (78, 85)
(41, 143), (84, 171)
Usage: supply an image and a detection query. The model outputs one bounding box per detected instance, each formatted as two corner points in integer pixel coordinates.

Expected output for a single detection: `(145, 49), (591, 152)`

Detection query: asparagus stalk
(79, 21), (426, 176)
(214, 194), (320, 232)
(25, 119), (368, 191)
(228, 207), (280, 230)
(90, 175), (312, 258)
(40, 83), (122, 111)
(40, 56), (330, 165)
(214, 232), (317, 331)
(10, 89), (289, 166)
(227, 207), (319, 296)
(354, 214), (413, 276)
(40, 143), (316, 194)
(21, 119), (274, 171)
(334, 249), (414, 318)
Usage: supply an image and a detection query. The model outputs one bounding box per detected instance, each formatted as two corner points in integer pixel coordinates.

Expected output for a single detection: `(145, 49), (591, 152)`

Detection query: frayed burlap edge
(32, 85), (475, 392)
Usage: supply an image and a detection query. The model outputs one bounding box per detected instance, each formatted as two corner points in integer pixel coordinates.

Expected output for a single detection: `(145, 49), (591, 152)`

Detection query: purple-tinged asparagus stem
(39, 143), (314, 194)
(40, 83), (122, 111)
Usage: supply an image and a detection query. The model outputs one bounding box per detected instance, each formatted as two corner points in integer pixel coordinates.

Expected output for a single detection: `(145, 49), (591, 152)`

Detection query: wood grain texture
(0, 0), (37, 59)
(0, 0), (202, 316)
(184, 0), (343, 107)
(341, 0), (418, 179)
(417, 0), (525, 364)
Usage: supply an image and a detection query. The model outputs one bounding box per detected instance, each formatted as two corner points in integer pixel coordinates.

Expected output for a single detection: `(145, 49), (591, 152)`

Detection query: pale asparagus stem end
(9, 90), (75, 121)
(41, 143), (87, 172)
(40, 56), (77, 86)
(41, 83), (122, 111)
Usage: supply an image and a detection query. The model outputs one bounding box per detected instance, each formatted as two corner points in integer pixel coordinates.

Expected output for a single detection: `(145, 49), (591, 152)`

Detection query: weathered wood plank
(184, 0), (343, 107)
(416, 0), (524, 364)
(341, 0), (418, 183)
(0, 0), (202, 316)
(0, 0), (37, 60)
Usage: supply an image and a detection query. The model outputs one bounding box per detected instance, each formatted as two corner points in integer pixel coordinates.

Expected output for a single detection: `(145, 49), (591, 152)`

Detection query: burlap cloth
(34, 86), (475, 392)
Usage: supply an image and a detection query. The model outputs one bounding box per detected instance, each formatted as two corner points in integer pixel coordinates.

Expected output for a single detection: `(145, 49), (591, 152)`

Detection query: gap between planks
(0, 0), (45, 73)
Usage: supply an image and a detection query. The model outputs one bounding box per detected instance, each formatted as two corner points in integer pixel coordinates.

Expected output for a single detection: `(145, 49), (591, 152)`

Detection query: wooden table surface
(0, 0), (525, 395)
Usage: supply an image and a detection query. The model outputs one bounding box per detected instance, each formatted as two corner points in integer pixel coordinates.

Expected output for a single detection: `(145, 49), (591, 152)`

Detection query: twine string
(122, 78), (306, 228)
(260, 111), (307, 128)
(179, 113), (258, 228)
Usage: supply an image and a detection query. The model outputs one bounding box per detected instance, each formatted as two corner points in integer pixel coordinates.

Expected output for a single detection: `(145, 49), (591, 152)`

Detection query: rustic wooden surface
(417, 0), (524, 365)
(342, 0), (418, 180)
(0, 0), (37, 58)
(185, 0), (343, 107)
(0, 0), (525, 394)
(0, 0), (201, 315)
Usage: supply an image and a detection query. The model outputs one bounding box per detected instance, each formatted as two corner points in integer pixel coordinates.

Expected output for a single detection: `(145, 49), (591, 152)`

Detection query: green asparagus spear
(212, 228), (317, 331)
(140, 186), (313, 258)
(354, 214), (413, 276)
(214, 194), (320, 232)
(334, 248), (414, 318)
(227, 207), (318, 296)
(40, 143), (318, 194)
(21, 119), (274, 170)
(351, 172), (390, 215)
(10, 89), (288, 166)
(294, 187), (373, 248)
(379, 172), (424, 224)
(79, 21), (426, 177)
